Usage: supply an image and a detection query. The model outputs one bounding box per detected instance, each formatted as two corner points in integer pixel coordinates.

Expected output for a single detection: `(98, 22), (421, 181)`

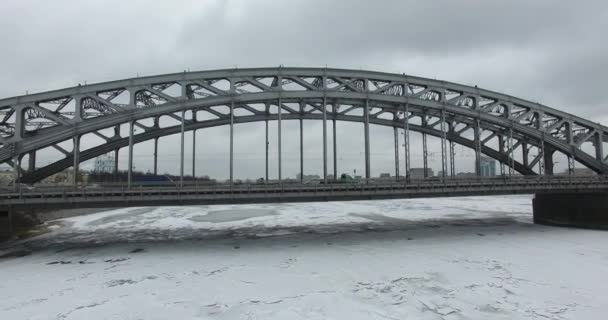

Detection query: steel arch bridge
(0, 67), (607, 185)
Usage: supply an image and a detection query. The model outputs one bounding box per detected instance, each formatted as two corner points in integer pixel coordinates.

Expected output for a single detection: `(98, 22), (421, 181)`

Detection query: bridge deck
(1, 176), (607, 210)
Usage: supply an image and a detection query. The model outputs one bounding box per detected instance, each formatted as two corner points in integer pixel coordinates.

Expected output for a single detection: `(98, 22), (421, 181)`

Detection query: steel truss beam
(0, 67), (605, 183)
(20, 111), (536, 184)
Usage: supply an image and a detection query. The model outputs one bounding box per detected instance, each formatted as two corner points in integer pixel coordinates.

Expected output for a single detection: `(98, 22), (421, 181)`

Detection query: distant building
(457, 172), (477, 178)
(296, 173), (321, 182)
(94, 154), (114, 173)
(480, 156), (496, 177)
(379, 173), (391, 179)
(409, 168), (434, 179)
(437, 170), (448, 177)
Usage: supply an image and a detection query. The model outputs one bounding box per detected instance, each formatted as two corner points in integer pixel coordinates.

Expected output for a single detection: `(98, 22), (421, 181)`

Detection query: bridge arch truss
(0, 67), (606, 184)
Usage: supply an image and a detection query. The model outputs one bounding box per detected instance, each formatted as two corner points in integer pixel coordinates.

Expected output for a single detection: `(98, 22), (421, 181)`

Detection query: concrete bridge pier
(533, 193), (608, 229)
(0, 207), (12, 239)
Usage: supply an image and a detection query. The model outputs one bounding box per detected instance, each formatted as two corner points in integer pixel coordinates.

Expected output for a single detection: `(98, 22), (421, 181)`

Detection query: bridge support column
(333, 118), (337, 180)
(265, 115), (269, 182)
(153, 137), (158, 176)
(180, 110), (185, 187)
(522, 143), (529, 168)
(543, 146), (555, 176)
(277, 98), (282, 183)
(230, 101), (234, 185)
(449, 140), (455, 177)
(498, 135), (506, 176)
(394, 126), (399, 179)
(192, 130), (196, 179)
(364, 100), (371, 180)
(474, 119), (482, 176)
(440, 109), (447, 179)
(127, 120), (134, 188)
(322, 97), (327, 183)
(114, 149), (119, 176)
(422, 132), (428, 178)
(421, 112), (429, 178)
(533, 193), (608, 229)
(12, 157), (21, 188)
(404, 104), (410, 180)
(299, 104), (304, 183)
(595, 132), (604, 162)
(0, 207), (12, 239)
(73, 135), (80, 186)
(508, 127), (515, 176)
(28, 152), (36, 172)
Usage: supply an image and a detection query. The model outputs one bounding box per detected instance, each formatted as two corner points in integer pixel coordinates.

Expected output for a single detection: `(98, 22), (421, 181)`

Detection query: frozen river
(1, 195), (607, 319)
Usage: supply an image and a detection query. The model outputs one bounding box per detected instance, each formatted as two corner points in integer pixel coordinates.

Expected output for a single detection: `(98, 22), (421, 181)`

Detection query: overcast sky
(1, 0), (607, 179)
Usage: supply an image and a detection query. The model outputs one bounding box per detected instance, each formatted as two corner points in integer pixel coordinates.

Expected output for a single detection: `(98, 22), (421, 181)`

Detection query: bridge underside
(2, 178), (608, 237)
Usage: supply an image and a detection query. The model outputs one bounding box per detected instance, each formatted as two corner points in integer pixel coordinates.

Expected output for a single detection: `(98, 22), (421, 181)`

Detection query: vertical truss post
(544, 147), (555, 175)
(364, 99), (371, 180)
(567, 122), (574, 175)
(230, 101), (234, 185)
(450, 140), (456, 177)
(276, 74), (283, 184)
(180, 110), (185, 188)
(422, 133), (428, 178)
(333, 117), (338, 180)
(265, 103), (269, 182)
(27, 152), (36, 172)
(15, 106), (24, 141)
(508, 126), (514, 176)
(278, 98), (282, 183)
(394, 125), (400, 180)
(73, 135), (80, 186)
(128, 88), (136, 108)
(539, 133), (545, 175)
(114, 125), (121, 178)
(595, 132), (604, 162)
(299, 102), (304, 183)
(13, 157), (20, 189)
(522, 142), (529, 168)
(422, 113), (428, 178)
(404, 104), (410, 180)
(498, 135), (505, 176)
(181, 82), (188, 100)
(440, 109), (447, 179)
(127, 120), (134, 189)
(73, 95), (82, 122)
(153, 137), (158, 176)
(192, 129), (196, 179)
(322, 97), (327, 183)
(474, 118), (482, 176)
(113, 149), (119, 177)
(152, 119), (157, 177)
(568, 146), (575, 175)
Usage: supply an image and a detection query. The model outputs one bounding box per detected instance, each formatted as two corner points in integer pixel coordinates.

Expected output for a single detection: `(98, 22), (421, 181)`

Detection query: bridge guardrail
(1, 175), (607, 204)
(3, 174), (606, 193)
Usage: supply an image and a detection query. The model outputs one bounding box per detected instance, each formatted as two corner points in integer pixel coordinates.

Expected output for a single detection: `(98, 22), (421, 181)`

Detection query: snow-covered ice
(1, 195), (607, 319)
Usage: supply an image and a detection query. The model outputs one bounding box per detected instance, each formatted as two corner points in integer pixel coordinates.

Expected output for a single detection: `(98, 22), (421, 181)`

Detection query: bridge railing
(0, 175), (606, 200)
